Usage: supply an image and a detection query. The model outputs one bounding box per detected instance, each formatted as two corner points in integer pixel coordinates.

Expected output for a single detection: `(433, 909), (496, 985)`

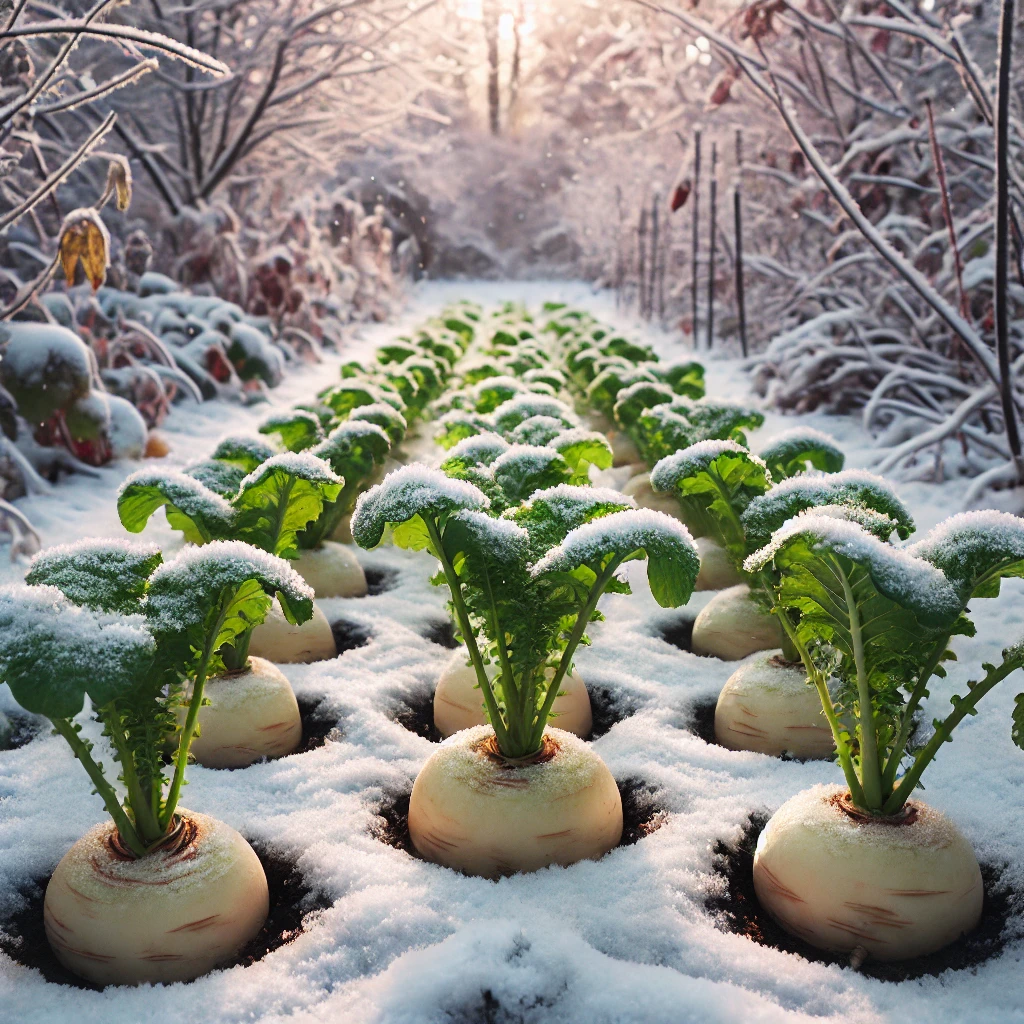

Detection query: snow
(442, 432), (510, 467)
(448, 510), (530, 564)
(744, 514), (963, 628)
(509, 414), (565, 446)
(490, 394), (579, 434)
(351, 464), (489, 548)
(1, 285), (1024, 1024)
(649, 439), (760, 492)
(238, 451), (342, 491)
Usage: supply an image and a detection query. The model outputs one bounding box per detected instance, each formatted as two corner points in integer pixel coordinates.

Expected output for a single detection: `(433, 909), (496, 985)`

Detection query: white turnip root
(331, 514), (354, 544)
(292, 540), (367, 598)
(714, 651), (834, 758)
(185, 657), (302, 768)
(249, 596), (336, 663)
(753, 785), (983, 961)
(607, 429), (642, 468)
(433, 650), (592, 739)
(621, 472), (687, 520)
(408, 725), (622, 878)
(691, 584), (784, 660)
(44, 811), (269, 986)
(694, 537), (743, 591)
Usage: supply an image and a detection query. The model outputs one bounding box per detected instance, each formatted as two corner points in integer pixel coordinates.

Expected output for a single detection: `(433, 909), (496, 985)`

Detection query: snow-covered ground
(1, 282), (1022, 1024)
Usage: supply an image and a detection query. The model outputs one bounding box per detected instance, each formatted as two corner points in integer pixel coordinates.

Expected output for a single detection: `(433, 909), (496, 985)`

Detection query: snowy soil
(1, 282), (1022, 1024)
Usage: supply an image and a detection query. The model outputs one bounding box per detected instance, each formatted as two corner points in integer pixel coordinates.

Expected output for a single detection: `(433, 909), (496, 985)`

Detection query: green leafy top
(490, 445), (572, 505)
(259, 410), (325, 453)
(26, 539), (162, 615)
(546, 428), (613, 483)
(532, 508), (701, 609)
(632, 405), (697, 466)
(907, 510), (1024, 600)
(470, 375), (529, 413)
(185, 459), (248, 498)
(348, 401), (407, 446)
(612, 380), (675, 429)
(586, 365), (658, 416)
(234, 452), (342, 558)
(655, 360), (705, 400)
(491, 394), (578, 435)
(118, 469), (237, 544)
(510, 415), (566, 447)
(668, 399), (764, 446)
(741, 469), (915, 550)
(442, 431), (511, 468)
(211, 434), (277, 471)
(351, 464), (490, 548)
(0, 583), (155, 718)
(758, 427), (844, 480)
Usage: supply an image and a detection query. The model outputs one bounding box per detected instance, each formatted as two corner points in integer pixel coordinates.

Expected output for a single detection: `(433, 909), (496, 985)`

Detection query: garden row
(1, 299), (1022, 992)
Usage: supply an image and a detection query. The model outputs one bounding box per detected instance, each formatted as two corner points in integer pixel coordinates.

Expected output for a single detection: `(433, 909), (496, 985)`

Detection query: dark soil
(364, 566), (400, 595)
(370, 775), (667, 864)
(1, 712), (43, 751)
(705, 813), (1017, 981)
(656, 613), (696, 654)
(291, 695), (343, 756)
(389, 684), (636, 744)
(330, 617), (373, 654)
(686, 698), (718, 745)
(0, 842), (331, 991)
(421, 618), (459, 649)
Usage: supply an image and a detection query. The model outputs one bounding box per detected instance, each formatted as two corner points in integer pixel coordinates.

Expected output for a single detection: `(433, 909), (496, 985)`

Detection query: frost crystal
(238, 451), (341, 492)
(907, 510), (1024, 598)
(352, 464), (489, 548)
(745, 515), (962, 626)
(649, 440), (764, 492)
(511, 416), (565, 447)
(445, 432), (511, 466)
(490, 394), (579, 434)
(741, 469), (914, 545)
(449, 509), (530, 563)
(212, 434), (278, 468)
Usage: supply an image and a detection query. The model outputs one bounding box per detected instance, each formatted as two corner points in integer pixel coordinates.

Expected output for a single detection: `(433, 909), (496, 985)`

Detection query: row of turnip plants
(2, 297), (1023, 991)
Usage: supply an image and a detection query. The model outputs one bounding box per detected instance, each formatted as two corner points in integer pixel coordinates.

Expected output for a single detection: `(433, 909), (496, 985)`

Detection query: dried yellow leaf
(58, 209), (110, 291)
(105, 157), (132, 212)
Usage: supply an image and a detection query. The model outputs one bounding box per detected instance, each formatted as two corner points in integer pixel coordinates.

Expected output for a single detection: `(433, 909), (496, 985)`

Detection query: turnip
(10, 539), (313, 983)
(434, 648), (592, 739)
(690, 584), (784, 660)
(745, 510), (1024, 960)
(353, 468), (700, 876)
(408, 726), (620, 878)
(694, 536), (743, 591)
(621, 471), (689, 522)
(118, 450), (341, 747)
(45, 810), (269, 986)
(714, 651), (833, 758)
(184, 657), (302, 768)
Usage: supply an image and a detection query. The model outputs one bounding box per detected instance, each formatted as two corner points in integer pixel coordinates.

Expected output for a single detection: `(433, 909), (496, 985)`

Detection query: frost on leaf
(634, 405), (696, 465)
(443, 432), (510, 468)
(351, 464), (489, 549)
(443, 509), (531, 573)
(322, 381), (389, 419)
(490, 394), (579, 435)
(745, 514), (962, 628)
(491, 445), (571, 504)
(612, 380), (675, 428)
(669, 399), (764, 445)
(547, 428), (613, 478)
(470, 375), (529, 413)
(146, 541), (313, 670)
(26, 538), (162, 615)
(312, 420), (391, 479)
(532, 508), (700, 608)
(118, 469), (236, 544)
(0, 584), (155, 718)
(656, 360), (705, 399)
(586, 365), (658, 415)
(185, 458), (247, 498)
(741, 469), (915, 549)
(509, 484), (634, 556)
(349, 402), (407, 445)
(757, 427), (845, 480)
(211, 434), (278, 471)
(510, 415), (565, 447)
(907, 510), (1024, 600)
(435, 409), (490, 450)
(259, 410), (325, 453)
(235, 452), (342, 558)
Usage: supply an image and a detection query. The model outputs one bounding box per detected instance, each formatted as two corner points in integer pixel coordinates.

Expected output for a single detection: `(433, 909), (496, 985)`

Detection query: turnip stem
(767, 578), (865, 806)
(883, 654), (1019, 814)
(838, 562), (883, 809)
(104, 711), (163, 845)
(50, 717), (147, 857)
(529, 558), (620, 750)
(425, 516), (513, 753)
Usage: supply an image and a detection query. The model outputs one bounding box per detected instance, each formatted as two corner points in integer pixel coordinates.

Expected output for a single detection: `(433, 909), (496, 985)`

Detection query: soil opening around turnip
(0, 841), (333, 990)
(370, 777), (667, 864)
(705, 814), (1018, 982)
(655, 613), (696, 654)
(363, 566), (400, 596)
(330, 617), (374, 654)
(1, 713), (43, 751)
(388, 682), (636, 746)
